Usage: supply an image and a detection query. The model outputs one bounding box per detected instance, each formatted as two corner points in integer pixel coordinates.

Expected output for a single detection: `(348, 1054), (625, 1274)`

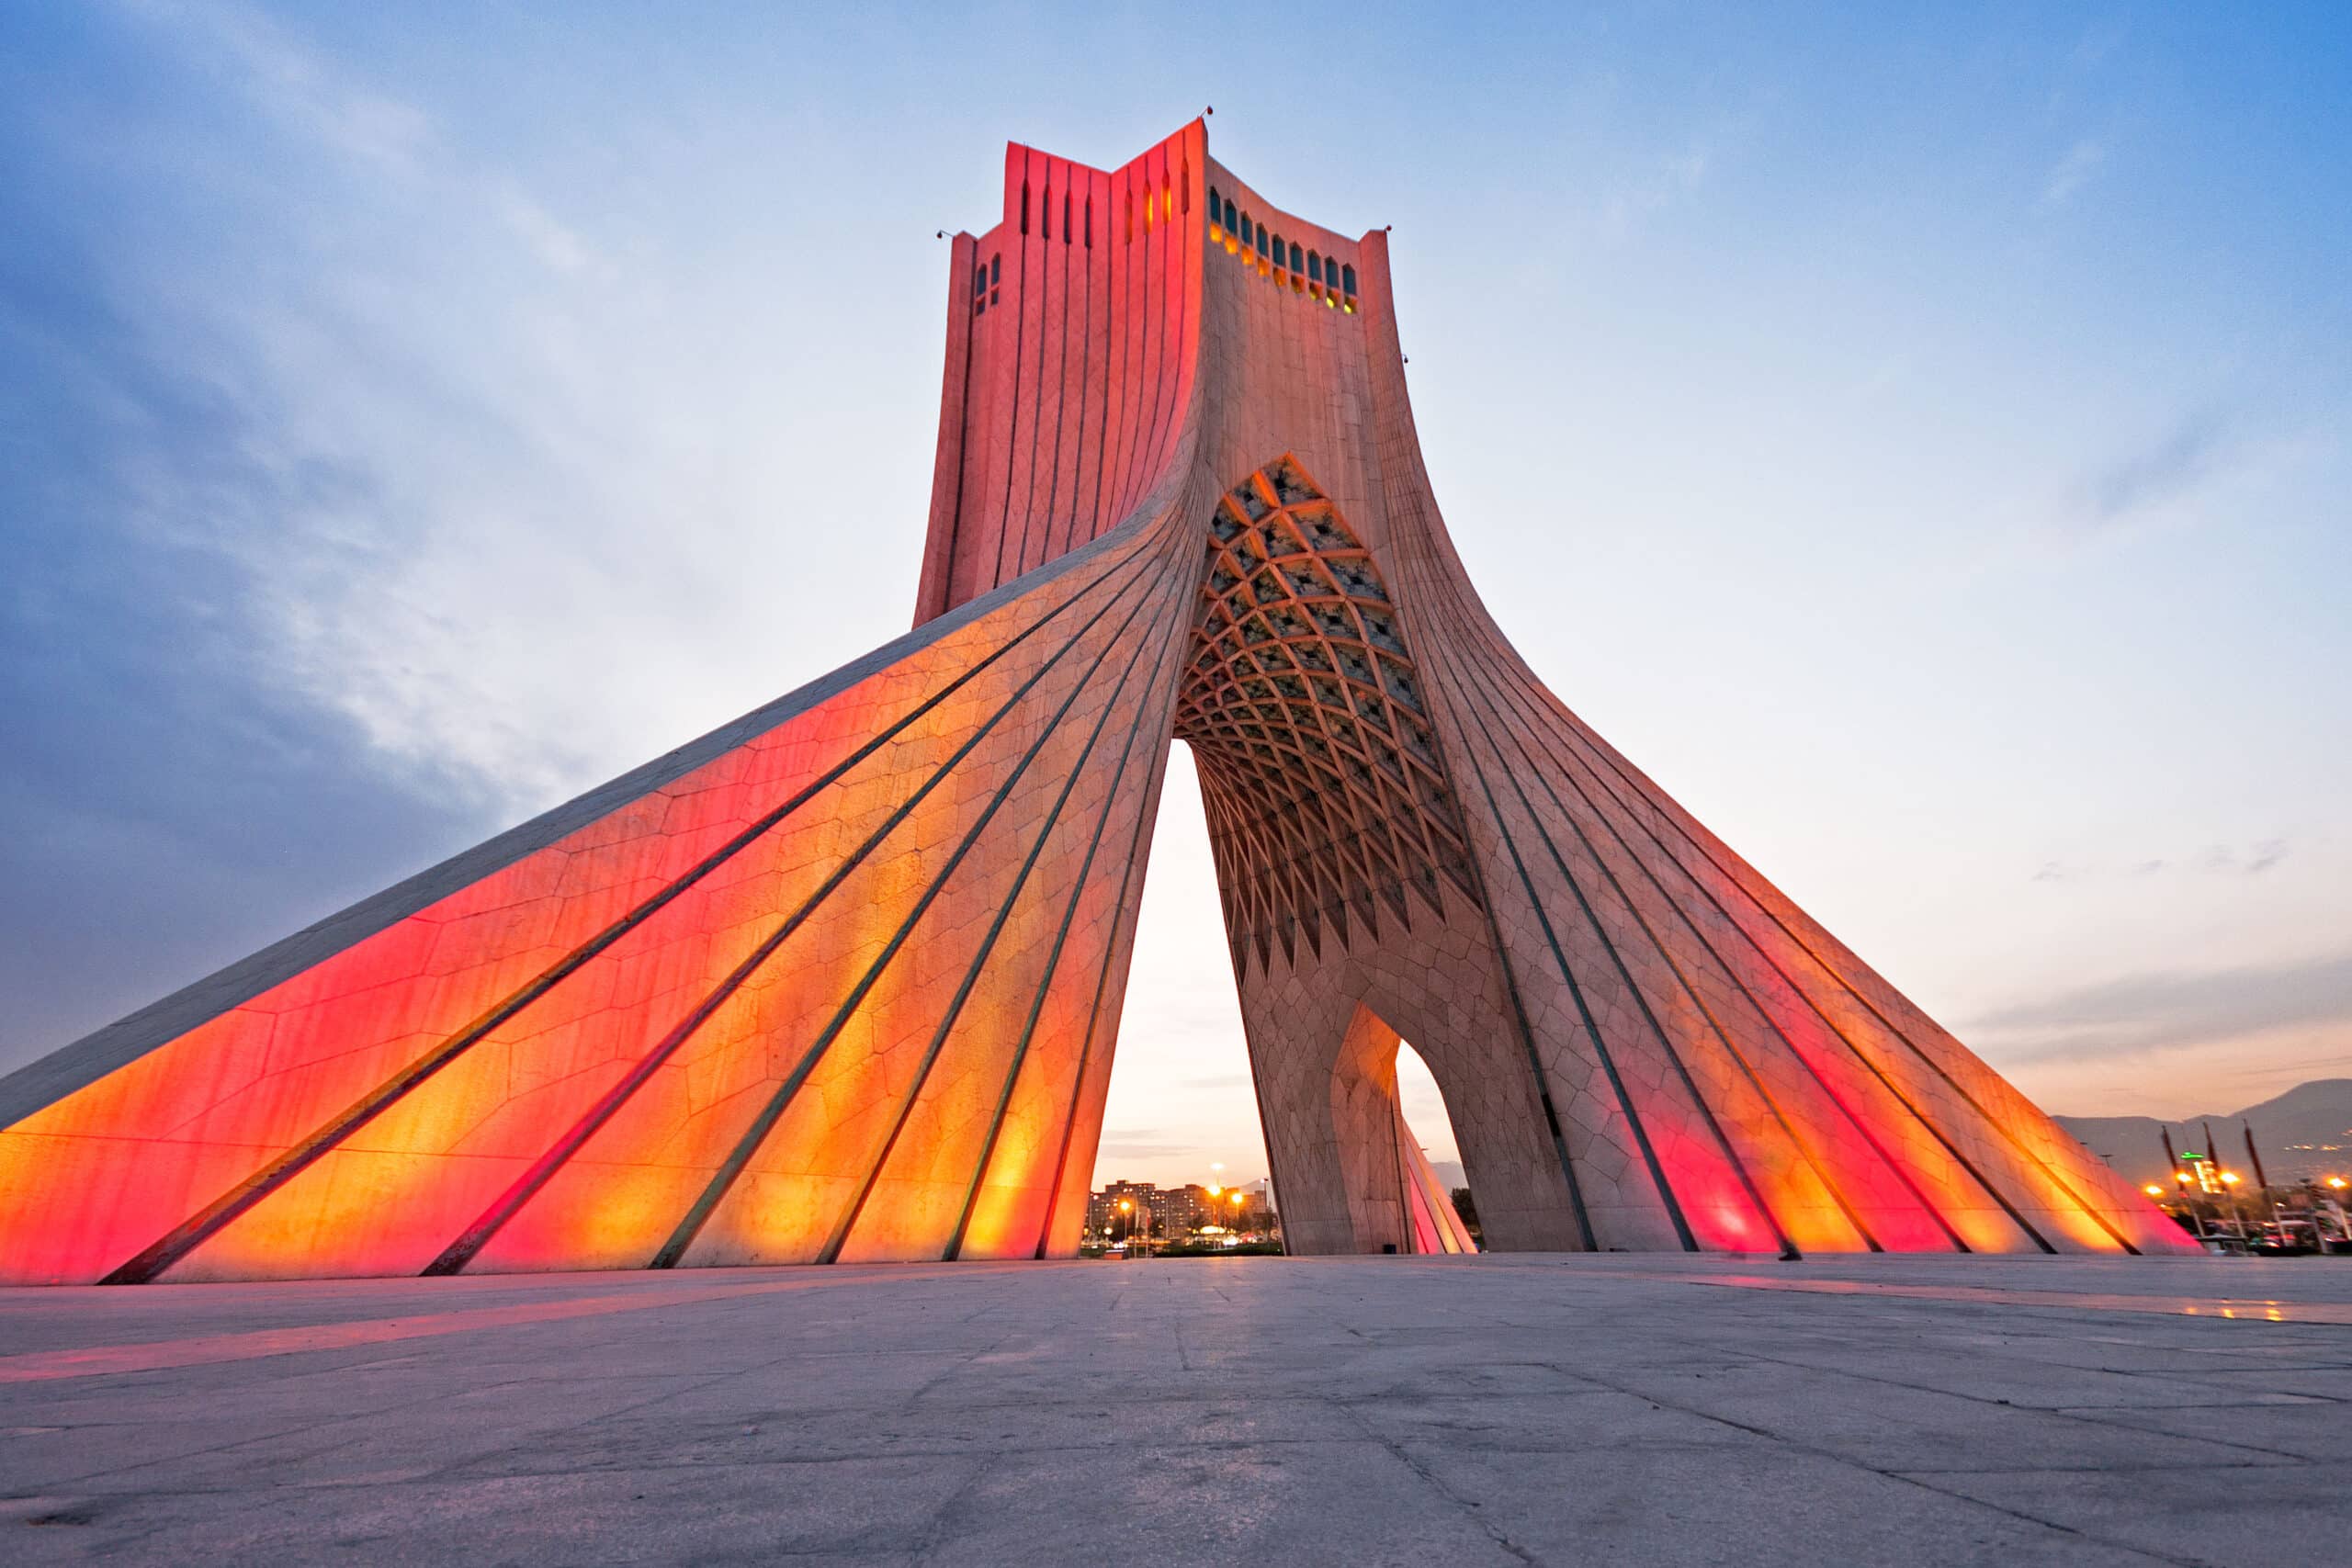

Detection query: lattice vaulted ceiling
(1175, 459), (1481, 976)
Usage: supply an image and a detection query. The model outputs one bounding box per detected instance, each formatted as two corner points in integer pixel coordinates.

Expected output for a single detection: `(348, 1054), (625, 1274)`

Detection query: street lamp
(2143, 1184), (2164, 1198)
(2213, 1172), (2249, 1249)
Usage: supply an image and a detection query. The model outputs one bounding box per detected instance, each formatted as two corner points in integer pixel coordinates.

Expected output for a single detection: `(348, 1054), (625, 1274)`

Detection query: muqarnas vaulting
(0, 124), (2193, 1283)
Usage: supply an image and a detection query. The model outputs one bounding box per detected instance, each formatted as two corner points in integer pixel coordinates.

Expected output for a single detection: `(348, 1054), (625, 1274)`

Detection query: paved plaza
(3, 1253), (2346, 1565)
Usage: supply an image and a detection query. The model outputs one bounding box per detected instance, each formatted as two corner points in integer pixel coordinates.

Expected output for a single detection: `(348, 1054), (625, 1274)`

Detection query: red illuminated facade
(0, 123), (2194, 1283)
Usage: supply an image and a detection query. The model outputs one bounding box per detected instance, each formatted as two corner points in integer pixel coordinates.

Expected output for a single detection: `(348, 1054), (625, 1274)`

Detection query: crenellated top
(912, 121), (1403, 629)
(966, 141), (1198, 320)
(913, 123), (1209, 625)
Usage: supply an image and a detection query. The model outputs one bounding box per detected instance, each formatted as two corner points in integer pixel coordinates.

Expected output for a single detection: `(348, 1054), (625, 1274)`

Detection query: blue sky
(3, 3), (2346, 1187)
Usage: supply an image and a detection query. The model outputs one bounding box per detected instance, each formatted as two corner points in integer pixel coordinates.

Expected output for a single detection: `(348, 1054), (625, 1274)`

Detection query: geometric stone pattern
(0, 119), (2193, 1282)
(1174, 458), (1477, 979)
(1318, 1005), (1478, 1256)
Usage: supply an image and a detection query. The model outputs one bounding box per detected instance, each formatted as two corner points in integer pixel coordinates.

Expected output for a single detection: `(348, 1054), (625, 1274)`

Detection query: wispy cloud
(2203, 840), (2291, 876)
(133, 1), (605, 276)
(2041, 138), (2108, 206)
(2032, 840), (2289, 884)
(2069, 409), (2233, 531)
(70, 1), (861, 818)
(1965, 949), (2352, 1063)
(0, 1), (917, 1066)
(492, 188), (606, 279)
(1096, 1131), (1199, 1160)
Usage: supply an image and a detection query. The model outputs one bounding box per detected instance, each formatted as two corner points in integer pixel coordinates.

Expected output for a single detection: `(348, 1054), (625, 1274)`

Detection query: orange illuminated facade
(0, 123), (2194, 1283)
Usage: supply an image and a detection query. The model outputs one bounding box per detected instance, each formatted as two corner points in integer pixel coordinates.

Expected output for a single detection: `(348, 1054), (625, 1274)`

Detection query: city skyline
(3, 6), (2346, 1201)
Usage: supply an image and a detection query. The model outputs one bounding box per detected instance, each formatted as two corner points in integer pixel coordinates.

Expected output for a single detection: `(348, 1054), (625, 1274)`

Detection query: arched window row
(988, 169), (1248, 317)
(1204, 186), (1358, 314)
(971, 251), (1001, 317)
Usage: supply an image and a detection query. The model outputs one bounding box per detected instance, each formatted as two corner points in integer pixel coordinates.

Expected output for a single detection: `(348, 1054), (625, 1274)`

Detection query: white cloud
(2041, 138), (2107, 206)
(130, 0), (433, 180)
(111, 1), (900, 816)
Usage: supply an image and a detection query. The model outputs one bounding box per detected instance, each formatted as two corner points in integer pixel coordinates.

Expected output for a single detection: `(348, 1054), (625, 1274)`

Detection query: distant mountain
(1430, 1159), (1466, 1192)
(2055, 1078), (2352, 1189)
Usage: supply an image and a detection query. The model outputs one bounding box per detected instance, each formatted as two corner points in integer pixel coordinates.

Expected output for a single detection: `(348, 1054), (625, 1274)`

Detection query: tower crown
(915, 122), (1402, 625)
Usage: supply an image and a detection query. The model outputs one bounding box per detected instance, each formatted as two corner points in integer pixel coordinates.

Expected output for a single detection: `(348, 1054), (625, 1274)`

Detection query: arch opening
(1088, 456), (1499, 1258)
(1394, 1038), (1479, 1251)
(1283, 1001), (1486, 1256)
(1087, 738), (1282, 1248)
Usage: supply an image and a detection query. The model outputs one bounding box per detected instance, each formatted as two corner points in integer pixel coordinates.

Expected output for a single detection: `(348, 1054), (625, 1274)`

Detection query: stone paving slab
(2, 1254), (2346, 1565)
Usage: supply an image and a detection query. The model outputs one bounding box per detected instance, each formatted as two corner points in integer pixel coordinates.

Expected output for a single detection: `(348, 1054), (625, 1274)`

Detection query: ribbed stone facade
(0, 123), (2194, 1283)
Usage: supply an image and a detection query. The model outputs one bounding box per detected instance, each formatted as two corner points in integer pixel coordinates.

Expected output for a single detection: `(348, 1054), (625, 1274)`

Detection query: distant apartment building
(1087, 1180), (1165, 1237)
(1088, 1179), (1275, 1238)
(1224, 1183), (1276, 1234)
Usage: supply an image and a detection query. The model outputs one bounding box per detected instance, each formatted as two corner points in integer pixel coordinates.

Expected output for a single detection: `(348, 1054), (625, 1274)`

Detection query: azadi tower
(0, 124), (2192, 1283)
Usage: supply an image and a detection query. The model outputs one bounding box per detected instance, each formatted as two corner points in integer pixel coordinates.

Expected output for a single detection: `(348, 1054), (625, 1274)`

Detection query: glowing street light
(2331, 1178), (2348, 1191)
(2222, 1171), (2243, 1187)
(2143, 1185), (2165, 1197)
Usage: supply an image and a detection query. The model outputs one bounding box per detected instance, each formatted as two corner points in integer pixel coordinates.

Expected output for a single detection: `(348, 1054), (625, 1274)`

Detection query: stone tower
(0, 123), (2192, 1283)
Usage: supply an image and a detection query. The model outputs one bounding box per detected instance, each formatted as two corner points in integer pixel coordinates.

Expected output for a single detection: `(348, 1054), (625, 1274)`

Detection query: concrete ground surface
(2, 1253), (2347, 1566)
